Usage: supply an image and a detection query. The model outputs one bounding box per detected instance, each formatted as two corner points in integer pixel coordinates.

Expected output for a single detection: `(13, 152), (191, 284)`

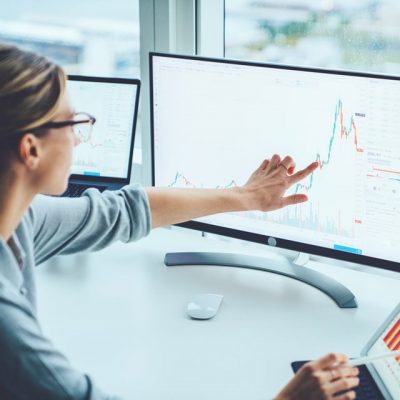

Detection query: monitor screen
(150, 53), (400, 272)
(68, 77), (139, 179)
(368, 312), (400, 398)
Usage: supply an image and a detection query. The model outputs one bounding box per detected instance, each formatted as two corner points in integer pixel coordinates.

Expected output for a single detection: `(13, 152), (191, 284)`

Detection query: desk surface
(36, 228), (400, 400)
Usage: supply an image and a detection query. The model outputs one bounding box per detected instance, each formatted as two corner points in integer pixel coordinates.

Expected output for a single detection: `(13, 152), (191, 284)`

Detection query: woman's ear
(18, 133), (41, 170)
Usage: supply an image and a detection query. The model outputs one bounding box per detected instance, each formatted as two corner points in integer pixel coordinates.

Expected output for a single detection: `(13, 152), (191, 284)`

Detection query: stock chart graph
(295, 99), (364, 193)
(166, 98), (366, 238)
(68, 80), (136, 178)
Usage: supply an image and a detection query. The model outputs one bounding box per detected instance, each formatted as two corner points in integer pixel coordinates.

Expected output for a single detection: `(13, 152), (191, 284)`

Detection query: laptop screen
(368, 311), (400, 398)
(67, 77), (140, 180)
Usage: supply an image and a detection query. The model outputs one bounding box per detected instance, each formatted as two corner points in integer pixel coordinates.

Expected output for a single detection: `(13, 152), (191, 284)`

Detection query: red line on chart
(373, 167), (400, 176)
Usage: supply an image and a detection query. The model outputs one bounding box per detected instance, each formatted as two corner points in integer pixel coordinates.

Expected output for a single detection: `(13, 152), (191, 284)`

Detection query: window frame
(139, 0), (224, 185)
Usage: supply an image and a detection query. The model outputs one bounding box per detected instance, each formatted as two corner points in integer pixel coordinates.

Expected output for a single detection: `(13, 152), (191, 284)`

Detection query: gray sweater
(0, 185), (151, 399)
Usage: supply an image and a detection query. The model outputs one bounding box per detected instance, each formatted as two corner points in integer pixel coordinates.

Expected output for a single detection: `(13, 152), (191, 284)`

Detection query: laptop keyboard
(291, 362), (384, 400)
(61, 183), (107, 198)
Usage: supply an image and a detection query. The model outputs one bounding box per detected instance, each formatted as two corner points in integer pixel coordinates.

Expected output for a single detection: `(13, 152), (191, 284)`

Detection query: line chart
(295, 99), (364, 193)
(169, 172), (238, 189)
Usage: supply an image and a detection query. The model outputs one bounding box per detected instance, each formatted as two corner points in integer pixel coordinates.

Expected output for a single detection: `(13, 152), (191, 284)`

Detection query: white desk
(36, 228), (400, 400)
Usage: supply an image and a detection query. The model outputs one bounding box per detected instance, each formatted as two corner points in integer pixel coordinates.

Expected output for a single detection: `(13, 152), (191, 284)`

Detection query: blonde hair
(0, 43), (66, 141)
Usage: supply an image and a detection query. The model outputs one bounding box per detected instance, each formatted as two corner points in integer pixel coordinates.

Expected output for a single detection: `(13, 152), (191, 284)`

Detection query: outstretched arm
(146, 154), (318, 229)
(31, 154), (316, 262)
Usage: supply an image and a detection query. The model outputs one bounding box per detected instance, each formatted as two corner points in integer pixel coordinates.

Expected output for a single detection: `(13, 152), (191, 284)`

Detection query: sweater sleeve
(30, 184), (151, 265)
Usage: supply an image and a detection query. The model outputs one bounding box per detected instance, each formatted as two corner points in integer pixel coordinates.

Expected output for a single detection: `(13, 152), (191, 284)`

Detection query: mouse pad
(291, 361), (384, 400)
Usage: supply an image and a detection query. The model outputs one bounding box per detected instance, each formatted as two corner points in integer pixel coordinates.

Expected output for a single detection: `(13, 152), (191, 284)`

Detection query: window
(1, 0), (140, 78)
(225, 0), (400, 74)
(2, 0), (142, 179)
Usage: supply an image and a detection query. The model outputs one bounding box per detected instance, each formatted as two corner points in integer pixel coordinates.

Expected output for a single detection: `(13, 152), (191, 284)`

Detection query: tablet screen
(368, 312), (400, 398)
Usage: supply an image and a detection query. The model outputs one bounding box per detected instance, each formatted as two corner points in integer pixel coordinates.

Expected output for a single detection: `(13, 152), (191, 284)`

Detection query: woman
(0, 44), (359, 400)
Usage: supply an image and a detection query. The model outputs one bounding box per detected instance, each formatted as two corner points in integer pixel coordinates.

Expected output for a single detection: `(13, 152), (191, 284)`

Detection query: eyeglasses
(30, 112), (96, 142)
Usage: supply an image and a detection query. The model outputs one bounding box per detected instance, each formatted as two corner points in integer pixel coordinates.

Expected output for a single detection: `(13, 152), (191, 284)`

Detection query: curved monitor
(150, 52), (400, 273)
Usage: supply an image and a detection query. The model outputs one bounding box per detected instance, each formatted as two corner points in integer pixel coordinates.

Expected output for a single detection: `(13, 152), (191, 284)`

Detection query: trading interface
(68, 80), (137, 178)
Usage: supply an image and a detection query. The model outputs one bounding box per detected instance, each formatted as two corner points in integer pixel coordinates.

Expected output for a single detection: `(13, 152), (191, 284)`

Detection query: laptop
(62, 75), (140, 197)
(292, 303), (400, 399)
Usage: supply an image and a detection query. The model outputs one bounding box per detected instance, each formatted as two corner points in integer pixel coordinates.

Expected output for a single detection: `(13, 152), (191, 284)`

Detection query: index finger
(288, 161), (319, 185)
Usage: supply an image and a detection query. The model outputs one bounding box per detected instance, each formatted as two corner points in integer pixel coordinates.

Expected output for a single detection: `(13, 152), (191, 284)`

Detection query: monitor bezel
(150, 52), (400, 274)
(67, 75), (141, 184)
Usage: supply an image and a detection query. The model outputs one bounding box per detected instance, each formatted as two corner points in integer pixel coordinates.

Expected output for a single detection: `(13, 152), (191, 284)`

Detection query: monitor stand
(292, 252), (310, 266)
(164, 251), (358, 308)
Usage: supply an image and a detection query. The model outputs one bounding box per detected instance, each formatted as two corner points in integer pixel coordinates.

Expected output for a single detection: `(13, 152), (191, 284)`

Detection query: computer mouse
(186, 293), (224, 320)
